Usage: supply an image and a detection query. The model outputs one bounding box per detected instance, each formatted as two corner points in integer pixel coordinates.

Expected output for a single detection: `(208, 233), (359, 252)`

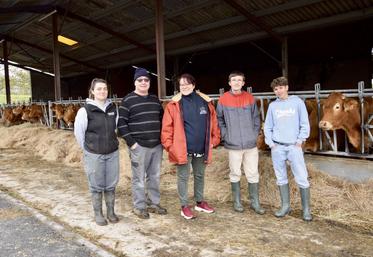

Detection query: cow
(62, 104), (79, 128)
(21, 104), (44, 124)
(2, 107), (23, 126)
(319, 92), (373, 152)
(50, 103), (65, 120)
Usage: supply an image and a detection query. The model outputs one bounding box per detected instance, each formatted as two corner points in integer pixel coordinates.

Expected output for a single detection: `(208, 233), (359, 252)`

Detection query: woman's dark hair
(178, 73), (196, 87)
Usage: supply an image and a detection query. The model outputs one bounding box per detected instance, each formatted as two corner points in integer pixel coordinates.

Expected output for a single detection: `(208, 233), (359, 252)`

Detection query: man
(216, 71), (265, 214)
(118, 67), (167, 219)
(161, 73), (220, 220)
(264, 76), (312, 221)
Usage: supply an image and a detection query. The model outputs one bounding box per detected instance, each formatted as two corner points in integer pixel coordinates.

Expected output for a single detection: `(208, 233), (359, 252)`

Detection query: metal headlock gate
(161, 81), (373, 160)
(1, 101), (49, 126)
(47, 95), (123, 130)
(3, 82), (372, 160)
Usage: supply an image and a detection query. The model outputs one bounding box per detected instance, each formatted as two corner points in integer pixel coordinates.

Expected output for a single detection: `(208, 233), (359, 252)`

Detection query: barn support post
(52, 13), (62, 101)
(281, 36), (288, 78)
(2, 40), (11, 104)
(155, 0), (166, 98)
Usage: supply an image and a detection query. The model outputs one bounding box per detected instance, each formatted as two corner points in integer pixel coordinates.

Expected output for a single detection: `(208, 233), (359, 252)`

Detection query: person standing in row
(217, 71), (265, 214)
(74, 78), (120, 226)
(118, 67), (167, 219)
(161, 73), (220, 220)
(264, 76), (312, 221)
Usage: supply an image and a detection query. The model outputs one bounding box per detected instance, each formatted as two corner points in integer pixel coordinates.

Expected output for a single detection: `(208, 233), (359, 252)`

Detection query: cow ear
(343, 99), (358, 112)
(341, 94), (346, 100)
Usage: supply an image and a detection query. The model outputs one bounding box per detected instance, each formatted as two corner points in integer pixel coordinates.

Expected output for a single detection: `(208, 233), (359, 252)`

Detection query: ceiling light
(58, 35), (78, 46)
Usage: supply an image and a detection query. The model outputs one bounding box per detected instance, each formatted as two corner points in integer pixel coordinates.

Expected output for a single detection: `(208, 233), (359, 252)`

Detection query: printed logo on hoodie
(275, 108), (295, 118)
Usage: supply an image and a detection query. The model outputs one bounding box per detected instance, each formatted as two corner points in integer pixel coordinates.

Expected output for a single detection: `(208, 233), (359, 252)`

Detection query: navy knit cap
(133, 67), (150, 81)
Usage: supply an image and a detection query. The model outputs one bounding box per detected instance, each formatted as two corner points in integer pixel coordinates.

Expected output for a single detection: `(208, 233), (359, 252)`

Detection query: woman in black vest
(74, 78), (120, 226)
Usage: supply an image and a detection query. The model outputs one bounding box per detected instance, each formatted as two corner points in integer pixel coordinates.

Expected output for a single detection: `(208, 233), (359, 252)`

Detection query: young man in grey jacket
(217, 71), (265, 214)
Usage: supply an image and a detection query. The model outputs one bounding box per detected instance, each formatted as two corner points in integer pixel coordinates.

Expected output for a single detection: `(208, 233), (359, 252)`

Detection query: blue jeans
(83, 149), (119, 193)
(271, 144), (310, 188)
(129, 144), (163, 210)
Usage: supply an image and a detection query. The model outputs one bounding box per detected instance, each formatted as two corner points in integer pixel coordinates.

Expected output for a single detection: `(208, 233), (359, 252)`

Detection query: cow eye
(334, 103), (340, 110)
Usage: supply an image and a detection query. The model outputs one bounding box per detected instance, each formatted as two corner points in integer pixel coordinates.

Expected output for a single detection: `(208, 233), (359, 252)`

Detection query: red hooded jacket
(161, 91), (221, 164)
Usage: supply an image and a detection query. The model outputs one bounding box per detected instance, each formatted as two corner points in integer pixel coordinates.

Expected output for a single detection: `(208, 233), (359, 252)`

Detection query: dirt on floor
(0, 123), (372, 257)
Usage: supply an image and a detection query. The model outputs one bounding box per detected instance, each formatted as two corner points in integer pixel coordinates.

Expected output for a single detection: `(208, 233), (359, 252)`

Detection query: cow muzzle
(319, 120), (333, 130)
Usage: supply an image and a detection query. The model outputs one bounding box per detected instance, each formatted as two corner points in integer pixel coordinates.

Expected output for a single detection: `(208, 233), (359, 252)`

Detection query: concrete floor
(305, 154), (373, 183)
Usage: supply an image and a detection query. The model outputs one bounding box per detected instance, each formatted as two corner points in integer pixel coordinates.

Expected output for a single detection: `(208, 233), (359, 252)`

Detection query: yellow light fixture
(58, 35), (78, 46)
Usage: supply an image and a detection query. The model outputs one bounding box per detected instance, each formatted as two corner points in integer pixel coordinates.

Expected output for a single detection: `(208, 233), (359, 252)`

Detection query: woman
(161, 73), (220, 220)
(74, 78), (120, 226)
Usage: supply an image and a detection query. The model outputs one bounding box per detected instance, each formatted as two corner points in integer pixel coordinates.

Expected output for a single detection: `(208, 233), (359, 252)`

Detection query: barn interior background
(0, 0), (372, 100)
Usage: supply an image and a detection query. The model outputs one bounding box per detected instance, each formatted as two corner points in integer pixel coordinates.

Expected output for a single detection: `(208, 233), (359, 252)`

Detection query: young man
(161, 73), (220, 220)
(118, 67), (167, 219)
(264, 76), (312, 221)
(216, 71), (264, 214)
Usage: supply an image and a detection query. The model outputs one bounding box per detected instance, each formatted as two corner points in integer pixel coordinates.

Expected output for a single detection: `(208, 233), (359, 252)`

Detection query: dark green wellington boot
(274, 184), (291, 218)
(92, 192), (108, 226)
(104, 191), (119, 223)
(300, 187), (312, 221)
(231, 182), (244, 212)
(248, 183), (265, 215)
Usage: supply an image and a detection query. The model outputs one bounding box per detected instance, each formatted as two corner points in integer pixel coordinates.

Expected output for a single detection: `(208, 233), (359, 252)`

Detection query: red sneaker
(195, 201), (215, 213)
(181, 206), (196, 220)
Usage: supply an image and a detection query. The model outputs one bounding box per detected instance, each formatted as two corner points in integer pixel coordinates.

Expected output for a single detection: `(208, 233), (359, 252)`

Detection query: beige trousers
(228, 147), (259, 183)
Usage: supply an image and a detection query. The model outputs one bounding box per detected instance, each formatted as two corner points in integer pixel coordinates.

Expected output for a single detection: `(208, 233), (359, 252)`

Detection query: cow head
(319, 92), (361, 149)
(319, 92), (360, 130)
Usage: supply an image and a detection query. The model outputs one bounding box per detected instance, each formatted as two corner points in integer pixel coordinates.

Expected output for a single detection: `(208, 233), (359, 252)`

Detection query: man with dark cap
(118, 67), (167, 219)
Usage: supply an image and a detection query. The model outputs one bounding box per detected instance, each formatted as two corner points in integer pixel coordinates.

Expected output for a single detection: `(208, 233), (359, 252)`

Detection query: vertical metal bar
(3, 40), (11, 104)
(315, 83), (323, 150)
(48, 100), (53, 128)
(52, 13), (61, 100)
(281, 36), (288, 77)
(155, 0), (166, 98)
(358, 81), (365, 154)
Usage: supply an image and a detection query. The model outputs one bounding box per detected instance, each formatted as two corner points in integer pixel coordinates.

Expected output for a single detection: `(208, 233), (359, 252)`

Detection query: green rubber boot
(274, 184), (291, 218)
(104, 191), (119, 223)
(92, 192), (108, 226)
(231, 182), (244, 212)
(300, 187), (312, 221)
(248, 183), (265, 215)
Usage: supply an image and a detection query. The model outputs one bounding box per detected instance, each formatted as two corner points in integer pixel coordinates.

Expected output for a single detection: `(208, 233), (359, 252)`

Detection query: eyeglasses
(136, 78), (150, 82)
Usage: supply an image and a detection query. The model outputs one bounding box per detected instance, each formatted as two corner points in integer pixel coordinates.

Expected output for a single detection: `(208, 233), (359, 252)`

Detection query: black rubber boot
(104, 191), (119, 223)
(274, 184), (291, 218)
(231, 182), (244, 212)
(300, 187), (312, 221)
(248, 183), (265, 215)
(92, 192), (108, 226)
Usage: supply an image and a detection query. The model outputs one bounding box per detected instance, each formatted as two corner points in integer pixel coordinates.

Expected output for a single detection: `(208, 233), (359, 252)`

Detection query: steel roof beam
(55, 6), (155, 54)
(223, 0), (283, 43)
(61, 0), (220, 54)
(3, 35), (103, 72)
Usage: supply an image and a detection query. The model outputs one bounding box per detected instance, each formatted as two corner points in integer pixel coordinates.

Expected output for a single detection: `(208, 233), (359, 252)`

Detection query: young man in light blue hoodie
(264, 76), (312, 221)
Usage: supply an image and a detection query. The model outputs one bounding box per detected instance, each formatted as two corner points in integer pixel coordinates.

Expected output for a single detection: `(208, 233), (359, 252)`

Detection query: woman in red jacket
(161, 73), (220, 220)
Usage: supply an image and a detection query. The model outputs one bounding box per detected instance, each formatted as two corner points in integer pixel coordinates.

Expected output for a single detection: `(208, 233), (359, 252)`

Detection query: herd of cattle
(0, 92), (372, 155)
(0, 103), (80, 129)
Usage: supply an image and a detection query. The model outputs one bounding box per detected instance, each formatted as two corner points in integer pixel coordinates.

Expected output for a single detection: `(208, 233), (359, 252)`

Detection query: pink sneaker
(181, 206), (196, 220)
(195, 201), (215, 213)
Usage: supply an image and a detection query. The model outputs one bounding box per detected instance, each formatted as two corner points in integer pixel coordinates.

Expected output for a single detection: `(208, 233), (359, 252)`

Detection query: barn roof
(1, 0), (372, 78)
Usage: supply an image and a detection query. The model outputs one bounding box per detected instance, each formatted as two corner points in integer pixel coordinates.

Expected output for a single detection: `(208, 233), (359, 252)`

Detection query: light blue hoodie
(264, 95), (309, 148)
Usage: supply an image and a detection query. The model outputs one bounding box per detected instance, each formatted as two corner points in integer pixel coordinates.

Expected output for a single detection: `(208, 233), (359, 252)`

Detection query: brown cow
(50, 103), (65, 120)
(63, 104), (80, 128)
(319, 92), (373, 152)
(22, 104), (44, 123)
(2, 107), (23, 126)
